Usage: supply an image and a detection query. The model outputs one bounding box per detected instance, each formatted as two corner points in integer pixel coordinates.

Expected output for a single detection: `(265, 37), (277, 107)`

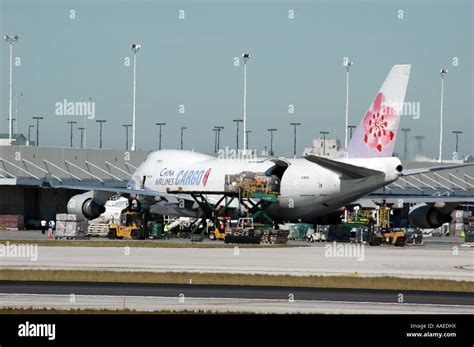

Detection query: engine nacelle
(67, 191), (106, 220)
(408, 203), (452, 229)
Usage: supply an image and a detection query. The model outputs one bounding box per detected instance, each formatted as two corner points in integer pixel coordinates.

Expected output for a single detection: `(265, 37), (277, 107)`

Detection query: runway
(1, 281), (473, 314)
(0, 244), (472, 280)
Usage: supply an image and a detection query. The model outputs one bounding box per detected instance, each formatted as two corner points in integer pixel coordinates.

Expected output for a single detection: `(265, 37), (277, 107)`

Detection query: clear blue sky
(1, 0), (472, 158)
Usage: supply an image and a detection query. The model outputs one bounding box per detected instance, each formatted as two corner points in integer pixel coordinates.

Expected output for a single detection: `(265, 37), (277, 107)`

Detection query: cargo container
(0, 214), (25, 230)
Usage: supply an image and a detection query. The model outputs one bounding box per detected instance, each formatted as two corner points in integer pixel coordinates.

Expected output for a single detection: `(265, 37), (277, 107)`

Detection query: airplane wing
(304, 155), (383, 179)
(369, 195), (474, 204)
(41, 179), (182, 204)
(401, 162), (474, 176)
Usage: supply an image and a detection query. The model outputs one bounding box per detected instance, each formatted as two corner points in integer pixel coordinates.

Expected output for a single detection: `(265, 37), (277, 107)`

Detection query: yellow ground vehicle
(209, 217), (228, 240)
(370, 229), (406, 247)
(108, 211), (143, 239)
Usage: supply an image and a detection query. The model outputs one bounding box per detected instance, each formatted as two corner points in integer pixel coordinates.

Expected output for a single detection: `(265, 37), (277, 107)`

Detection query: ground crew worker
(40, 219), (47, 234)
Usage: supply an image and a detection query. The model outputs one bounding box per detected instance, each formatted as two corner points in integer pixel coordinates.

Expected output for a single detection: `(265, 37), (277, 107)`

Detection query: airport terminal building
(0, 145), (149, 225)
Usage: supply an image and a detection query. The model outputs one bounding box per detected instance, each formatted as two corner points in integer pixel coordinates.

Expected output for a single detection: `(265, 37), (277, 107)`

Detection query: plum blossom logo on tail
(202, 168), (211, 186)
(363, 92), (397, 152)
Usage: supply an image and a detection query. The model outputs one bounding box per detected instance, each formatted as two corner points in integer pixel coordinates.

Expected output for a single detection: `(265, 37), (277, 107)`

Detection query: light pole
(214, 126), (224, 151)
(96, 120), (106, 149)
(401, 128), (411, 160)
(5, 116), (15, 135)
(290, 122), (301, 157)
(131, 43), (141, 151)
(14, 92), (23, 134)
(245, 130), (251, 150)
(155, 122), (166, 150)
(233, 119), (243, 151)
(32, 116), (43, 147)
(82, 97), (92, 148)
(242, 53), (250, 154)
(439, 68), (448, 163)
(267, 128), (277, 156)
(212, 128), (218, 153)
(28, 125), (34, 144)
(67, 121), (77, 148)
(4, 35), (18, 144)
(123, 124), (132, 150)
(78, 127), (85, 149)
(452, 131), (462, 154)
(320, 131), (329, 156)
(180, 126), (187, 150)
(348, 125), (356, 141)
(415, 135), (424, 155)
(343, 59), (353, 149)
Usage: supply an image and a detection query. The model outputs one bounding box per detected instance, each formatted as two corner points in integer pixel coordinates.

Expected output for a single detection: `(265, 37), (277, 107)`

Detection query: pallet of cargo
(87, 223), (109, 237)
(55, 214), (88, 239)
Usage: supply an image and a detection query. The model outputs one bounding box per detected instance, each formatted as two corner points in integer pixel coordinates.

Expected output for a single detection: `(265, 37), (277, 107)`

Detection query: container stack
(0, 215), (25, 230)
(288, 224), (312, 240)
(55, 213), (88, 239)
(465, 217), (474, 244)
(259, 229), (289, 244)
(450, 210), (472, 236)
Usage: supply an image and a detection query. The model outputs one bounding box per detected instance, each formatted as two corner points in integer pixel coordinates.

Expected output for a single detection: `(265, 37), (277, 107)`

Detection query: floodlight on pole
(155, 122), (166, 150)
(82, 97), (92, 148)
(212, 128), (218, 153)
(6, 116), (15, 136)
(439, 68), (448, 163)
(290, 122), (301, 157)
(32, 116), (43, 147)
(131, 43), (141, 151)
(320, 131), (329, 156)
(267, 128), (277, 156)
(28, 125), (34, 144)
(242, 53), (250, 154)
(343, 59), (353, 149)
(96, 120), (106, 149)
(245, 130), (251, 150)
(214, 126), (224, 151)
(348, 125), (356, 140)
(233, 119), (243, 151)
(78, 127), (85, 149)
(401, 128), (411, 160)
(452, 130), (462, 154)
(67, 121), (77, 148)
(123, 124), (132, 150)
(4, 34), (18, 144)
(180, 126), (187, 150)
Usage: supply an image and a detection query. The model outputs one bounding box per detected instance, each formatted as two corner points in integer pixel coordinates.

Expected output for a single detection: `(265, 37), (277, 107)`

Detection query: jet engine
(67, 191), (107, 220)
(408, 203), (452, 229)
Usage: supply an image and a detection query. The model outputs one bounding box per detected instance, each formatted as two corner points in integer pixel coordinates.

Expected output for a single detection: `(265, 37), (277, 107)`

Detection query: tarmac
(0, 242), (472, 280)
(1, 293), (472, 314)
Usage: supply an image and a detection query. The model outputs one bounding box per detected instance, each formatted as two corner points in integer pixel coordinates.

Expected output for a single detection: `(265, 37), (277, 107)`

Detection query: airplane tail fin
(346, 64), (411, 158)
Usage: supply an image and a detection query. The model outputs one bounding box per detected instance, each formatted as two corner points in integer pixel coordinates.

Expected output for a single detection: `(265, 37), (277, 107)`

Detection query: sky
(0, 0), (473, 159)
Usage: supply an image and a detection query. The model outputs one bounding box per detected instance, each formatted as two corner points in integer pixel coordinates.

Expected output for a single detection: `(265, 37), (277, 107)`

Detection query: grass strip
(0, 269), (472, 293)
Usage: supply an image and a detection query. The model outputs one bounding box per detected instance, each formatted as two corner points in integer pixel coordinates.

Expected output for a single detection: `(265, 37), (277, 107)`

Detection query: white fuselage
(128, 150), (401, 222)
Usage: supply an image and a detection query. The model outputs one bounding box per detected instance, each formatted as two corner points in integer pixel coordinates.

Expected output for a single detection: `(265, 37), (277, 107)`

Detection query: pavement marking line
(1, 293), (473, 309)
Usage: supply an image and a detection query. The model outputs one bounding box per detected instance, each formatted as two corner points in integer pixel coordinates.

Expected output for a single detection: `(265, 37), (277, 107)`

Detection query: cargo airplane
(49, 65), (473, 228)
